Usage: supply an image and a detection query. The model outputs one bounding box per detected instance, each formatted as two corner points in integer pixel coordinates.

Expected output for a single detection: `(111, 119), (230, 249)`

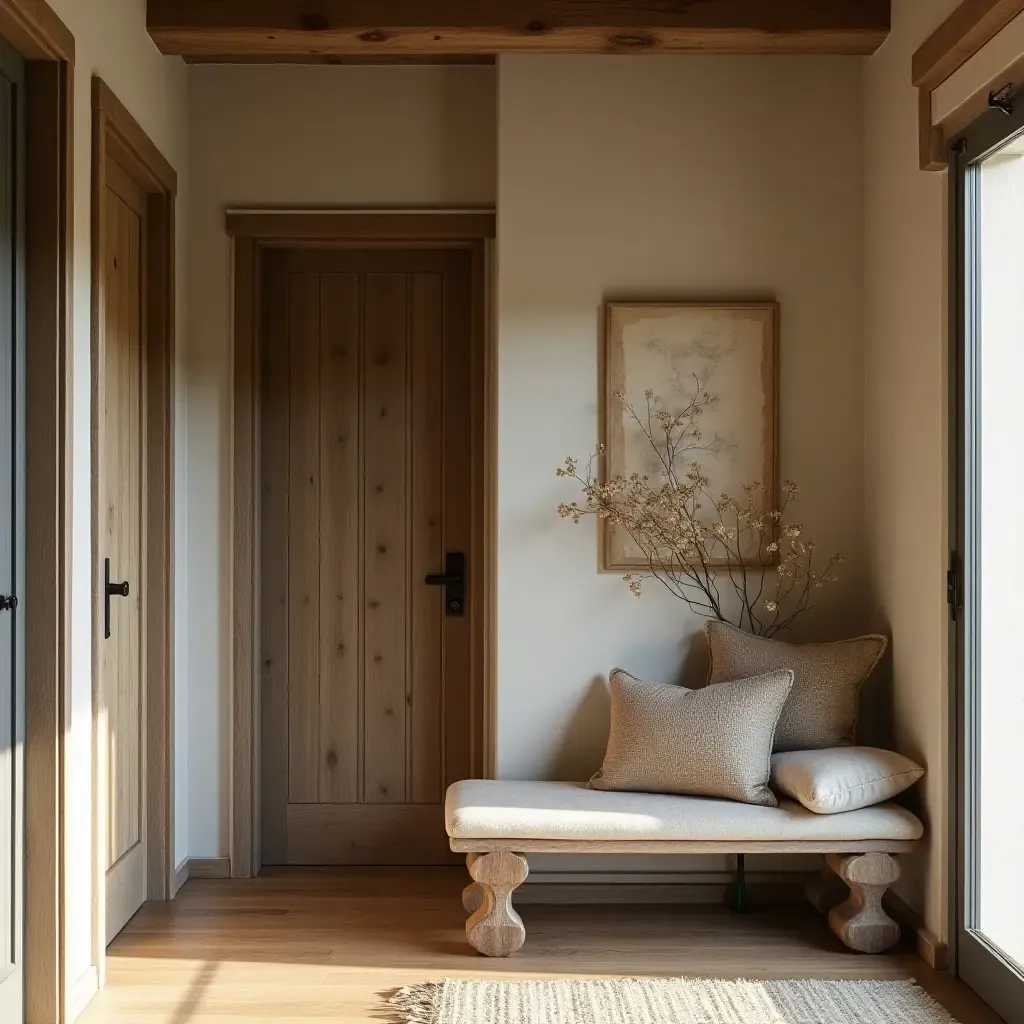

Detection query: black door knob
(424, 553), (466, 617)
(104, 558), (132, 639)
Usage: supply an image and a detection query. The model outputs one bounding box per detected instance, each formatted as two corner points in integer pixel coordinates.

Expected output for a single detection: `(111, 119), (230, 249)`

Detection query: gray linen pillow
(590, 668), (794, 807)
(705, 622), (888, 752)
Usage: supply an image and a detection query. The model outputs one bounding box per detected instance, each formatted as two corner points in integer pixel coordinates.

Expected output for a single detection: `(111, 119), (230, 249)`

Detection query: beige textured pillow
(590, 668), (794, 807)
(705, 622), (887, 752)
(771, 747), (924, 814)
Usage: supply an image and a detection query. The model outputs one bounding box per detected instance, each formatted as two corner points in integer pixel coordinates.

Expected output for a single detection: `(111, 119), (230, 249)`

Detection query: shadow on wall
(545, 619), (900, 784)
(546, 634), (713, 782)
(438, 66), (498, 204)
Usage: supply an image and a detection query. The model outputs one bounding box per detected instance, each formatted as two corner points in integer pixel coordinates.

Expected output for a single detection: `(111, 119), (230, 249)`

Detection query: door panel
(261, 248), (475, 865)
(0, 38), (24, 1023)
(101, 156), (147, 942)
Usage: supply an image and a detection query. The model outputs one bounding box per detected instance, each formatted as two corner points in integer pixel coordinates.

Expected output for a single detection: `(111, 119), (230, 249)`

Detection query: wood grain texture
(259, 250), (290, 863)
(409, 274), (444, 804)
(79, 870), (1004, 1024)
(0, 0), (74, 62)
(235, 214), (493, 879)
(466, 851), (529, 957)
(452, 838), (919, 854)
(185, 52), (496, 65)
(226, 211), (496, 241)
(918, 86), (948, 172)
(443, 255), (475, 793)
(362, 272), (409, 805)
(93, 78), (176, 195)
(913, 0), (1024, 88)
(147, 0), (891, 57)
(825, 852), (902, 954)
(287, 272), (322, 805)
(231, 236), (258, 879)
(92, 77), (178, 944)
(317, 274), (361, 805)
(286, 805), (451, 865)
(23, 56), (73, 1024)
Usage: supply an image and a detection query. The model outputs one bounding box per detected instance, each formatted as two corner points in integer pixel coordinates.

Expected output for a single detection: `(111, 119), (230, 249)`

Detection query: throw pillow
(771, 747), (925, 814)
(705, 621), (887, 752)
(590, 668), (794, 807)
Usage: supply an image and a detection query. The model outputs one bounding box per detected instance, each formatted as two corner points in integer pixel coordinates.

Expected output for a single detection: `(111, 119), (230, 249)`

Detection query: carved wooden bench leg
(462, 854), (484, 914)
(825, 853), (902, 954)
(465, 851), (529, 957)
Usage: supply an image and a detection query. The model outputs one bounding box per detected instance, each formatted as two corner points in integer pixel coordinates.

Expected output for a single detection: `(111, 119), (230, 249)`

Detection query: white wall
(41, 0), (189, 998)
(497, 55), (867, 775)
(185, 64), (497, 856)
(863, 0), (961, 941)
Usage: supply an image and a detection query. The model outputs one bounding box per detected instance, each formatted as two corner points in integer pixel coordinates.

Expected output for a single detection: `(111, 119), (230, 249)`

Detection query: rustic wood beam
(148, 1), (892, 59)
(913, 0), (1024, 90)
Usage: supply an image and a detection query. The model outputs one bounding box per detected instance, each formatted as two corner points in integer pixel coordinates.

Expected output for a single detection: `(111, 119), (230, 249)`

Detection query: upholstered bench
(446, 780), (923, 957)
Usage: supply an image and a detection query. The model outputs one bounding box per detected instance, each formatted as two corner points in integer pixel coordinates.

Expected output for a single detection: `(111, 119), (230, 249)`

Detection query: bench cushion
(446, 780), (923, 843)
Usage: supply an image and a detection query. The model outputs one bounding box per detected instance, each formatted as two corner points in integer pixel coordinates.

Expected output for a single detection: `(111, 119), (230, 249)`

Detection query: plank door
(0, 38), (25, 1021)
(100, 155), (148, 941)
(260, 248), (476, 865)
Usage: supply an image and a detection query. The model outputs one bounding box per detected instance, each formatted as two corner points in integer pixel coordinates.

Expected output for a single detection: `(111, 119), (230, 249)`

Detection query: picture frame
(601, 301), (779, 572)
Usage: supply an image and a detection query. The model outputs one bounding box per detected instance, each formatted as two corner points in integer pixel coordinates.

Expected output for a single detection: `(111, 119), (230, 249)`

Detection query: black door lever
(425, 552), (466, 617)
(104, 557), (131, 639)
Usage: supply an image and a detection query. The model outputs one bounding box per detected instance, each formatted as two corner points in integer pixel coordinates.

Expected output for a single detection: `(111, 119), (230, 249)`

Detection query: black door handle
(104, 557), (131, 639)
(0, 595), (17, 612)
(425, 552), (466, 617)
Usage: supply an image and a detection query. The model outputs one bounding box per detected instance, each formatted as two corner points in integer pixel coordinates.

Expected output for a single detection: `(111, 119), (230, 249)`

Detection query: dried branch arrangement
(557, 387), (841, 637)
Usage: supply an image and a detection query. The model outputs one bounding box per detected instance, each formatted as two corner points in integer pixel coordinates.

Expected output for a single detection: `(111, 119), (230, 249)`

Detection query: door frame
(948, 85), (1024, 1018)
(90, 77), (177, 966)
(227, 209), (496, 878)
(0, 1), (73, 1020)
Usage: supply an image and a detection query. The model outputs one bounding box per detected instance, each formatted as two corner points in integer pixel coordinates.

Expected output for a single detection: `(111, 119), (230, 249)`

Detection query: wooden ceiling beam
(913, 0), (1024, 90)
(148, 1), (892, 59)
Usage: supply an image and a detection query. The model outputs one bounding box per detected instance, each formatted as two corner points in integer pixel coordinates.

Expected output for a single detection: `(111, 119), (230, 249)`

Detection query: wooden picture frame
(601, 301), (779, 572)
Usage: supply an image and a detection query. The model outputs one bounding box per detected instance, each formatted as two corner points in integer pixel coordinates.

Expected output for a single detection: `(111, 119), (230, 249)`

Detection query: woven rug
(389, 978), (960, 1024)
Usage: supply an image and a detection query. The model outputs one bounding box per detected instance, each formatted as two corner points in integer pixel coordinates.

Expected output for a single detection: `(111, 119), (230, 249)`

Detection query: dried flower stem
(557, 389), (841, 638)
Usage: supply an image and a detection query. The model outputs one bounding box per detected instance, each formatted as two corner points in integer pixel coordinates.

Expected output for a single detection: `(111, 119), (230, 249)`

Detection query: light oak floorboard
(78, 869), (1001, 1024)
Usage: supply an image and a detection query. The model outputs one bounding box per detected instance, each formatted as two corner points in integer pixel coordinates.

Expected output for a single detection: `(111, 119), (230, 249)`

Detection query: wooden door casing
(100, 153), (148, 942)
(260, 247), (474, 866)
(0, 37), (25, 1021)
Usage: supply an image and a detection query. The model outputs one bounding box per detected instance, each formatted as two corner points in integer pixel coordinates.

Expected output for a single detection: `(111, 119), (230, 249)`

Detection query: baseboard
(885, 891), (949, 970)
(67, 965), (99, 1022)
(183, 856), (232, 881)
(518, 870), (807, 905)
(173, 857), (189, 895)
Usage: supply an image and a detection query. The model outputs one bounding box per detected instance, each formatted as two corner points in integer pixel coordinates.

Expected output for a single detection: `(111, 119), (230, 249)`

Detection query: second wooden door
(100, 155), (147, 941)
(260, 247), (476, 865)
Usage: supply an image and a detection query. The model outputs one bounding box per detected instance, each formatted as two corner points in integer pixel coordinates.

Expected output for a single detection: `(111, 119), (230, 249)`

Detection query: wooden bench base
(459, 848), (905, 957)
(806, 851), (902, 954)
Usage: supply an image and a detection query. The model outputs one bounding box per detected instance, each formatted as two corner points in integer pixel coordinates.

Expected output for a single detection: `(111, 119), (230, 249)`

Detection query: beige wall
(39, 0), (189, 1006)
(497, 55), (867, 877)
(863, 0), (961, 941)
(184, 64), (497, 856)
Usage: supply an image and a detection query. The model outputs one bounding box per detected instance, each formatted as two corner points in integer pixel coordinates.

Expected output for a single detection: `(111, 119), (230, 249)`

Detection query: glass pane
(976, 130), (1024, 969)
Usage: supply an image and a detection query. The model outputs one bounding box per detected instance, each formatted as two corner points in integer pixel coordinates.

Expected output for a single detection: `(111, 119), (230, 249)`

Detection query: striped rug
(389, 978), (959, 1024)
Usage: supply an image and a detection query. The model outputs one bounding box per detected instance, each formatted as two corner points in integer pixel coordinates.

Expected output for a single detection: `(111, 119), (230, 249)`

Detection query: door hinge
(947, 551), (963, 620)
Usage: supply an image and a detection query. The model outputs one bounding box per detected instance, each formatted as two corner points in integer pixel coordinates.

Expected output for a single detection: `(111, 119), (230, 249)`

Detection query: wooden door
(260, 248), (475, 865)
(0, 38), (24, 1021)
(100, 155), (147, 941)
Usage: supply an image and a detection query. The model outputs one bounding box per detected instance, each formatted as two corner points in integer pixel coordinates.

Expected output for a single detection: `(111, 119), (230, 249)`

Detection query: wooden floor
(80, 869), (1003, 1023)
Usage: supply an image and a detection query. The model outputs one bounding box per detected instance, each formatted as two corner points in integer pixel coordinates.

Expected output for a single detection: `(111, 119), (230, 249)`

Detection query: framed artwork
(601, 301), (779, 571)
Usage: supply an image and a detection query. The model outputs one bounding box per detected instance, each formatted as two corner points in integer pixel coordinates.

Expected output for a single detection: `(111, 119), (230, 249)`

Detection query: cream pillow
(771, 747), (924, 814)
(590, 668), (793, 807)
(705, 621), (888, 752)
